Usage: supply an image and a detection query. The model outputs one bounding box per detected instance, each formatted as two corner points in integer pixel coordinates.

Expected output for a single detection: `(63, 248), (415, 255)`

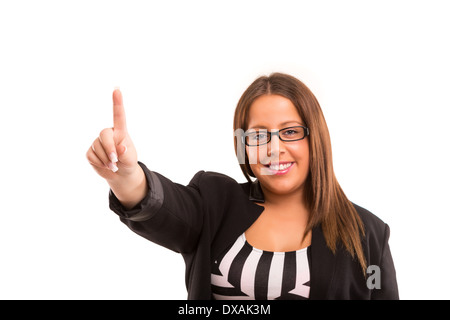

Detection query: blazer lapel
(309, 225), (337, 299)
(210, 180), (264, 261)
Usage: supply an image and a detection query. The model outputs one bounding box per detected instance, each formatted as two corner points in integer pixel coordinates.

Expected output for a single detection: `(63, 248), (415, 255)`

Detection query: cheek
(289, 142), (310, 171)
(246, 146), (261, 175)
(287, 139), (309, 158)
(246, 146), (267, 164)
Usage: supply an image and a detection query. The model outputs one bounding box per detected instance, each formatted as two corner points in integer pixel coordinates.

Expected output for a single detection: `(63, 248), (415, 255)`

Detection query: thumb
(117, 143), (128, 157)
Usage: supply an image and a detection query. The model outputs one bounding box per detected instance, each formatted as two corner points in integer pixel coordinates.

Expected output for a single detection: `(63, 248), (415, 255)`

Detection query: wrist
(107, 163), (148, 210)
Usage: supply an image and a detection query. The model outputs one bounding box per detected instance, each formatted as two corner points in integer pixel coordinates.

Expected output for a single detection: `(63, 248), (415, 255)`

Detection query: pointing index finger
(113, 88), (127, 132)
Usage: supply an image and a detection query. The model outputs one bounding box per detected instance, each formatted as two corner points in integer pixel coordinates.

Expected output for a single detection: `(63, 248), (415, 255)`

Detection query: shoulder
(351, 202), (390, 250)
(352, 203), (386, 230)
(188, 170), (248, 197)
(189, 170), (240, 187)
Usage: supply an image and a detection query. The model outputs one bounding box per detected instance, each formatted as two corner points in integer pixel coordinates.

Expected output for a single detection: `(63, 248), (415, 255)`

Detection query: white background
(1, 0), (449, 300)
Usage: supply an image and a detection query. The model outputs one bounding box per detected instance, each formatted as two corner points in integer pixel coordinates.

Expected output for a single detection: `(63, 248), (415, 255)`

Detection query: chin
(265, 180), (303, 196)
(256, 167), (305, 196)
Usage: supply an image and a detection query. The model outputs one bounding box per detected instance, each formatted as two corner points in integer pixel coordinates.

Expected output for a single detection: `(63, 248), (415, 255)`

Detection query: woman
(86, 73), (399, 299)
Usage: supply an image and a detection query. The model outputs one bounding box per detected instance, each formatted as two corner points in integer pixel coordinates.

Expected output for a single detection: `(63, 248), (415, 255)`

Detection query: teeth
(269, 162), (293, 171)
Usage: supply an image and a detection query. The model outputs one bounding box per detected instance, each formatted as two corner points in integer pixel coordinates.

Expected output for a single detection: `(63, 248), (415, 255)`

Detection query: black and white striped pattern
(211, 233), (310, 300)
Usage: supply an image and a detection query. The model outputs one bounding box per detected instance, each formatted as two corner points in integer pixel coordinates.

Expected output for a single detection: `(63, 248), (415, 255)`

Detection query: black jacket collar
(249, 179), (265, 203)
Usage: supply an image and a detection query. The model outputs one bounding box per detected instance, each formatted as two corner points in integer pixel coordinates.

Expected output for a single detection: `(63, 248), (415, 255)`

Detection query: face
(246, 94), (310, 198)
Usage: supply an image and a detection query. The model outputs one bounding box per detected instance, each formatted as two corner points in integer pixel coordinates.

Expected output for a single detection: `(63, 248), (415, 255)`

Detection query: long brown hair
(233, 72), (367, 273)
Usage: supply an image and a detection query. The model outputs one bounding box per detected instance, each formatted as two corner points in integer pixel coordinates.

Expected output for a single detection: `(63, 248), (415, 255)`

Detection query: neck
(260, 184), (308, 210)
(258, 183), (311, 241)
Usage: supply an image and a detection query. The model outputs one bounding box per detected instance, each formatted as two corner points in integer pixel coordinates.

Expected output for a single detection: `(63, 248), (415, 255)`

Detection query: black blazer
(109, 162), (399, 300)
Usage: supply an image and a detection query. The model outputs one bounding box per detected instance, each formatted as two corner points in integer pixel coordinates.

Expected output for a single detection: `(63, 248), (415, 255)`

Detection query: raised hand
(86, 88), (138, 182)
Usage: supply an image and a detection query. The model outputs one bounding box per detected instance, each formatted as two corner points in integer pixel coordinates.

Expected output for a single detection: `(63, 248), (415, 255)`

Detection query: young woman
(86, 73), (399, 300)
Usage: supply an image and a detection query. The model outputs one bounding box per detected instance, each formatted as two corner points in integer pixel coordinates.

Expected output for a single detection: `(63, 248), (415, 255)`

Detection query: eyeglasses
(244, 126), (309, 146)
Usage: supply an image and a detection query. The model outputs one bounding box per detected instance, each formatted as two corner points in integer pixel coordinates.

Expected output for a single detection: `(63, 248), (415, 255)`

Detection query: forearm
(109, 166), (204, 254)
(107, 164), (148, 210)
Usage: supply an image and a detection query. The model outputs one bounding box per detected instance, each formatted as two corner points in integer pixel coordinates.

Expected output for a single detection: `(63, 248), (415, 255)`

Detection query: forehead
(247, 94), (303, 129)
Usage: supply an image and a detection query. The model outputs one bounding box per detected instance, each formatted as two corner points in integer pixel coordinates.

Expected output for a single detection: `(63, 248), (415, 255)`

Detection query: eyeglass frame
(243, 125), (310, 147)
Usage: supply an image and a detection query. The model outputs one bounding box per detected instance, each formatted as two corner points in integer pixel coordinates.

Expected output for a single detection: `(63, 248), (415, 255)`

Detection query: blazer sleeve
(371, 224), (400, 300)
(109, 161), (205, 254)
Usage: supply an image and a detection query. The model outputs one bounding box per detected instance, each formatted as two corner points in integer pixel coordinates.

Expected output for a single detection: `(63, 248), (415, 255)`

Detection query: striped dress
(211, 233), (310, 300)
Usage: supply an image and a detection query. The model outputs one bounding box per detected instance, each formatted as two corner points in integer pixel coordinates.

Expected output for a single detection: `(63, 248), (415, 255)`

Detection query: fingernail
(109, 152), (118, 163)
(108, 162), (119, 172)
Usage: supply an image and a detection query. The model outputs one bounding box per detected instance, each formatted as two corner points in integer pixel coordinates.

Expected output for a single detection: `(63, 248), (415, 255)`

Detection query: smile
(262, 162), (294, 175)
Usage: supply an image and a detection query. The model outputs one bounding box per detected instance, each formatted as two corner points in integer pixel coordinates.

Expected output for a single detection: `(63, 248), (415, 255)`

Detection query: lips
(262, 161), (295, 175)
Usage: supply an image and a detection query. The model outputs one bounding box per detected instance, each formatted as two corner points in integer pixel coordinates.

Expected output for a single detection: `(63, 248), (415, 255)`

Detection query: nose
(267, 133), (286, 158)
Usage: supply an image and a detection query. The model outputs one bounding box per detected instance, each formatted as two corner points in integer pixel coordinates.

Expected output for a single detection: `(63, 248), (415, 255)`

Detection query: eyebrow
(248, 120), (304, 130)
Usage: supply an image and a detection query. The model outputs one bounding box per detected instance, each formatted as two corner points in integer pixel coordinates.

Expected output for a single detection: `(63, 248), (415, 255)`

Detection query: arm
(109, 162), (205, 254)
(107, 164), (148, 210)
(86, 89), (204, 253)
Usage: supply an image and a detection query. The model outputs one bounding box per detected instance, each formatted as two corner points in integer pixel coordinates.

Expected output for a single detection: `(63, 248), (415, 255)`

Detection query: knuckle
(91, 139), (107, 159)
(92, 138), (101, 151)
(99, 128), (113, 140)
(86, 149), (96, 163)
(86, 149), (91, 160)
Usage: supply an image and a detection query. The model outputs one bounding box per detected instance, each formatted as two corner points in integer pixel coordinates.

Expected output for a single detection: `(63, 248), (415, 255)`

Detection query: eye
(282, 129), (299, 136)
(280, 127), (306, 140)
(245, 129), (270, 145)
(249, 132), (267, 141)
